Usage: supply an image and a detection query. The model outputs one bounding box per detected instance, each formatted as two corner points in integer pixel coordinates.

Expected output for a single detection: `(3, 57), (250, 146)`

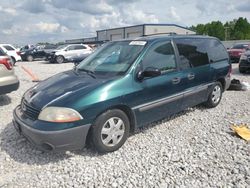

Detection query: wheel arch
(216, 77), (226, 92)
(94, 104), (136, 133)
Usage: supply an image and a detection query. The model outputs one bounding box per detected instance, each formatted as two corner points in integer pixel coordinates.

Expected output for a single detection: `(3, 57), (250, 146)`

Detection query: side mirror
(137, 67), (161, 81)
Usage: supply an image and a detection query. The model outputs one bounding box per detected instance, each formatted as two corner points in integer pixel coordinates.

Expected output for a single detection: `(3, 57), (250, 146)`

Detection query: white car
(50, 44), (93, 64)
(0, 48), (19, 95)
(0, 44), (22, 65)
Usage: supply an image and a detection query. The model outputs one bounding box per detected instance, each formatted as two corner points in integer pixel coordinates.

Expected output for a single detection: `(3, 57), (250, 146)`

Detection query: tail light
(16, 51), (21, 56)
(0, 57), (12, 70)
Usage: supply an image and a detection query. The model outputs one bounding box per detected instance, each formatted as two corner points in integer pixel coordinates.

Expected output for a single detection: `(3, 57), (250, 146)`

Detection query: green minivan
(13, 35), (231, 153)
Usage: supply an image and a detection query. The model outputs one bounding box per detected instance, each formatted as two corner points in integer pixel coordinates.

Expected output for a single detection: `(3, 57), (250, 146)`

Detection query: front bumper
(0, 81), (19, 95)
(47, 54), (56, 63)
(13, 106), (91, 151)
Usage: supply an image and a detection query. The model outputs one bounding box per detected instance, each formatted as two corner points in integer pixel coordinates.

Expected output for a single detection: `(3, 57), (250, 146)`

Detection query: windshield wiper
(77, 68), (96, 78)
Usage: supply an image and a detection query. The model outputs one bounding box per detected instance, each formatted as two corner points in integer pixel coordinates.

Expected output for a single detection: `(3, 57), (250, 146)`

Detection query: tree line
(190, 17), (250, 41)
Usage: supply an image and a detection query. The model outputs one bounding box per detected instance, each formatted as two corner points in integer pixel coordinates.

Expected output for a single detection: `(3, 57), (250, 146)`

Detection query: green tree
(191, 17), (250, 40)
(206, 21), (225, 40)
(195, 24), (207, 35)
(233, 17), (250, 39)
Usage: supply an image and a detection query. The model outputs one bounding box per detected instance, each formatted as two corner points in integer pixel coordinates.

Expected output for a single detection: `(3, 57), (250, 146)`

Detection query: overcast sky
(0, 0), (249, 45)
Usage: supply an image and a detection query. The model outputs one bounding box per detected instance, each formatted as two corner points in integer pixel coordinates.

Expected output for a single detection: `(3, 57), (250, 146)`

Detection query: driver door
(130, 40), (186, 126)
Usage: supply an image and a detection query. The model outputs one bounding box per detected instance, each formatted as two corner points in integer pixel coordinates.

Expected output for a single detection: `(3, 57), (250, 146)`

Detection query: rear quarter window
(3, 45), (15, 51)
(206, 39), (229, 63)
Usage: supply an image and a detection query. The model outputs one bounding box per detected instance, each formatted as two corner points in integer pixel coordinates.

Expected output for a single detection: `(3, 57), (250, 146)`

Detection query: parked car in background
(67, 53), (90, 65)
(227, 43), (250, 63)
(47, 44), (92, 63)
(239, 50), (250, 73)
(20, 44), (35, 52)
(0, 48), (19, 95)
(0, 44), (22, 65)
(20, 44), (57, 62)
(13, 35), (231, 153)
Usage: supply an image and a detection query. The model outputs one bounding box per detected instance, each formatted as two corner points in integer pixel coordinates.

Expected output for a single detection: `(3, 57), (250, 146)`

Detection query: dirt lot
(0, 61), (249, 187)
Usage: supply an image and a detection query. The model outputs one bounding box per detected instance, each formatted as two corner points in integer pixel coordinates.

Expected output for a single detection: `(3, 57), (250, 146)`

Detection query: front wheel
(204, 82), (223, 108)
(27, 55), (33, 62)
(56, 55), (64, 64)
(91, 109), (130, 153)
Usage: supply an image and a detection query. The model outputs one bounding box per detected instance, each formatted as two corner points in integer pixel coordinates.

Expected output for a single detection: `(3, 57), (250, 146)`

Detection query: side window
(175, 38), (209, 68)
(75, 45), (86, 50)
(66, 46), (75, 51)
(206, 39), (229, 63)
(142, 41), (176, 72)
(3, 45), (15, 51)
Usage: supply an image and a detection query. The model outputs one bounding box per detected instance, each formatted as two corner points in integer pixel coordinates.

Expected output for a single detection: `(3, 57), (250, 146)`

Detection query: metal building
(65, 37), (97, 44)
(97, 24), (196, 41)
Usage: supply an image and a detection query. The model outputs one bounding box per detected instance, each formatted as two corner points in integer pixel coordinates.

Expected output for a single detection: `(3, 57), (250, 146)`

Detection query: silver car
(0, 49), (19, 95)
(49, 44), (93, 64)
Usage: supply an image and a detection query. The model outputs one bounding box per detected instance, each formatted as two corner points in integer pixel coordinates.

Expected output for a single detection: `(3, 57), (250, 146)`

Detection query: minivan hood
(24, 70), (111, 110)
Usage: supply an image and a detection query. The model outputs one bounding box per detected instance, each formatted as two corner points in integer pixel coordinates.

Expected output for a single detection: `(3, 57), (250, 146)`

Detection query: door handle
(172, 77), (181, 84)
(187, 73), (195, 80)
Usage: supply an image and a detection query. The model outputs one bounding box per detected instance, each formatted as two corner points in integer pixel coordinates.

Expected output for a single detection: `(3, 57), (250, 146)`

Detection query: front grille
(21, 99), (40, 120)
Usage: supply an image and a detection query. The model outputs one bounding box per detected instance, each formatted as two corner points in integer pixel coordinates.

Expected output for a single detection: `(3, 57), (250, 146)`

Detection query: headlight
(38, 107), (83, 123)
(240, 54), (248, 60)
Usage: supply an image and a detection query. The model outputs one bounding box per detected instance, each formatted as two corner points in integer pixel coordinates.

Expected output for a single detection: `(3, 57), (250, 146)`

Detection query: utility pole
(225, 27), (229, 41)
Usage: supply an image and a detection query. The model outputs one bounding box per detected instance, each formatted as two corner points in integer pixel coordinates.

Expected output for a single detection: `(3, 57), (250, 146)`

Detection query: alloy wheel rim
(57, 56), (63, 63)
(27, 56), (33, 61)
(212, 85), (221, 104)
(101, 117), (125, 147)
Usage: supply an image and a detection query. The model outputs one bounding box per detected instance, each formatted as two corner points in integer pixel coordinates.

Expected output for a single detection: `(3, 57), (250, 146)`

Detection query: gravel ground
(0, 61), (249, 187)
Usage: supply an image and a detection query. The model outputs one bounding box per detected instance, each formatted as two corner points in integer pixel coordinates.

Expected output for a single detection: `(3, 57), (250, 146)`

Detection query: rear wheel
(91, 109), (130, 153)
(204, 82), (223, 108)
(56, 55), (64, 64)
(27, 55), (33, 62)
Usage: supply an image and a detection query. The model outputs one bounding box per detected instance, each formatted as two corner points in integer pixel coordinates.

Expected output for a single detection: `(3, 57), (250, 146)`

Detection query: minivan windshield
(77, 41), (146, 76)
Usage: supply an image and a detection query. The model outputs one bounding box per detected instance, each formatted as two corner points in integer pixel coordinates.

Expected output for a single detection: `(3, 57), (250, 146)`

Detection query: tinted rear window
(74, 45), (86, 50)
(3, 45), (15, 51)
(175, 38), (209, 68)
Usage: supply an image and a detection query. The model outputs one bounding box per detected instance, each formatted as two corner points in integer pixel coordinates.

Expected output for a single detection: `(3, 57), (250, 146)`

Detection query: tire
(204, 82), (223, 108)
(11, 57), (16, 65)
(56, 55), (64, 64)
(239, 68), (246, 73)
(91, 109), (130, 153)
(27, 55), (33, 62)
